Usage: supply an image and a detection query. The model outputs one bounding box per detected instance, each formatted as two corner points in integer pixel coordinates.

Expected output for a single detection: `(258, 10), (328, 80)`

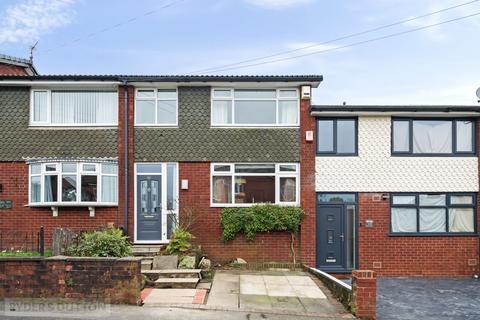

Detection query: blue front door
(316, 205), (345, 270)
(137, 175), (162, 241)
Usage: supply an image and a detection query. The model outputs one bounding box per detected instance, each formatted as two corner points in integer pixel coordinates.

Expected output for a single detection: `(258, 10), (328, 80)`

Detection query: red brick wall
(0, 64), (28, 75)
(178, 162), (299, 263)
(358, 192), (479, 276)
(299, 95), (316, 266)
(118, 85), (135, 238)
(0, 162), (121, 248)
(0, 256), (141, 304)
(351, 270), (376, 320)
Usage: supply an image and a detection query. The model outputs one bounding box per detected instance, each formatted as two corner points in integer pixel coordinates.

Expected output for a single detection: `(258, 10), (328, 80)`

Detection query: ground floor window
(29, 161), (118, 205)
(211, 163), (299, 206)
(390, 193), (476, 234)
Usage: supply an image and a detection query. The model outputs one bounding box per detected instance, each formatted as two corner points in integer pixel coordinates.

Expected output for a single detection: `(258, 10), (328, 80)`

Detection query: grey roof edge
(310, 105), (480, 113)
(0, 54), (38, 75)
(0, 74), (323, 84)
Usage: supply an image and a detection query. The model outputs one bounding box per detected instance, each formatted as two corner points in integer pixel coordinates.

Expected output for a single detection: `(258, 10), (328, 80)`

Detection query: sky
(0, 0), (479, 105)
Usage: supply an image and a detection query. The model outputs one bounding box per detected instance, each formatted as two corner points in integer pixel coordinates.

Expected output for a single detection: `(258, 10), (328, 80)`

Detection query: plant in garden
(165, 228), (195, 255)
(220, 204), (304, 265)
(67, 228), (132, 257)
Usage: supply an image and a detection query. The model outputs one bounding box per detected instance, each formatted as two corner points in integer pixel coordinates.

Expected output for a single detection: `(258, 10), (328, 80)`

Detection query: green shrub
(221, 204), (304, 242)
(67, 228), (132, 257)
(165, 228), (194, 255)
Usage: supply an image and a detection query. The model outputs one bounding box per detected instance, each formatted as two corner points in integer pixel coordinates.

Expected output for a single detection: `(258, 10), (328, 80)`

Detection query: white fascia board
(128, 81), (320, 88)
(0, 80), (122, 87)
(311, 111), (480, 117)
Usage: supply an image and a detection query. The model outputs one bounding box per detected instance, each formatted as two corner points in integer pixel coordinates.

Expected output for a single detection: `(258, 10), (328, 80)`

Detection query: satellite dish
(476, 87), (480, 99)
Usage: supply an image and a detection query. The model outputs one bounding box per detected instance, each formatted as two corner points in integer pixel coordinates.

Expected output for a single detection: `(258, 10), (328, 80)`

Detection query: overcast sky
(1, 0), (479, 104)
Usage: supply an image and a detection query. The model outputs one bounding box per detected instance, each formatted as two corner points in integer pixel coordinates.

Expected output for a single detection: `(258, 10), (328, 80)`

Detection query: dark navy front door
(137, 175), (162, 241)
(316, 205), (345, 270)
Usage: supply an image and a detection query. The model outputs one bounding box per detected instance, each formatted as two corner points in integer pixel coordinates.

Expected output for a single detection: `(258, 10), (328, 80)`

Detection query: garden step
(142, 269), (202, 279)
(154, 278), (199, 289)
(132, 245), (163, 256)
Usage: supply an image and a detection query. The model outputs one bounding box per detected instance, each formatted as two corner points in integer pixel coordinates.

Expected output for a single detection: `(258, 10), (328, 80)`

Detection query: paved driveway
(377, 278), (480, 320)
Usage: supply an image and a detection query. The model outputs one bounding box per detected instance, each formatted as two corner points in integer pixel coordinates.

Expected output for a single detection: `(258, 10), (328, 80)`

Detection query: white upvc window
(135, 88), (178, 126)
(30, 89), (118, 126)
(210, 163), (299, 207)
(211, 88), (299, 127)
(29, 161), (118, 206)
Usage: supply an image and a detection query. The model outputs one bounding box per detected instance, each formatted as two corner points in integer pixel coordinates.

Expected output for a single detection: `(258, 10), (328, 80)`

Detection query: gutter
(122, 80), (129, 236)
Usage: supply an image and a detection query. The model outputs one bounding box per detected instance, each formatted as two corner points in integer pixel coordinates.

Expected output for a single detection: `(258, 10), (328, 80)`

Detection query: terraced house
(0, 55), (478, 277)
(0, 58), (321, 264)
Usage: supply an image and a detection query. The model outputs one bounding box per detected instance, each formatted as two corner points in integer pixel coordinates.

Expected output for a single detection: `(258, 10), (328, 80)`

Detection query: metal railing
(0, 226), (44, 256)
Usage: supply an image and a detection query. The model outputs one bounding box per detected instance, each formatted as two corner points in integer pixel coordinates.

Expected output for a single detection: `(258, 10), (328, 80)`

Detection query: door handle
(339, 234), (345, 241)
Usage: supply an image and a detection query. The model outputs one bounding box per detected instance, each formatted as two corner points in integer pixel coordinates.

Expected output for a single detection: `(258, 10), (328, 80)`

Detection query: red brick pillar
(352, 270), (377, 320)
(299, 91), (316, 266)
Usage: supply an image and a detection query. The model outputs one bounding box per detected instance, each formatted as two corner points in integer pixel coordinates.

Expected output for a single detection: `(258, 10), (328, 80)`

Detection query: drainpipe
(122, 80), (129, 236)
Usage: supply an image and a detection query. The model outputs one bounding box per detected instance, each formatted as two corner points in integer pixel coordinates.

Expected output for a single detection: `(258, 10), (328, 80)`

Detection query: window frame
(210, 88), (300, 127)
(391, 118), (476, 156)
(316, 117), (358, 156)
(389, 192), (477, 236)
(210, 163), (300, 207)
(134, 88), (178, 127)
(29, 89), (119, 127)
(28, 161), (118, 206)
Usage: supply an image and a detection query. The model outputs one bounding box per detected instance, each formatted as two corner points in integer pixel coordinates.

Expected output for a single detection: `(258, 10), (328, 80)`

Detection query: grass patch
(0, 250), (52, 257)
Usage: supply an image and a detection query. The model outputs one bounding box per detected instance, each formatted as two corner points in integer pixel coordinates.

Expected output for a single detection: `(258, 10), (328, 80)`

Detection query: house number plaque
(0, 200), (12, 209)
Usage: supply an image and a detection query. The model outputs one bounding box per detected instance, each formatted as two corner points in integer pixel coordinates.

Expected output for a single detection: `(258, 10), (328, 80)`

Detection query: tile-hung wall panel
(315, 116), (479, 192)
(134, 87), (300, 162)
(0, 87), (118, 161)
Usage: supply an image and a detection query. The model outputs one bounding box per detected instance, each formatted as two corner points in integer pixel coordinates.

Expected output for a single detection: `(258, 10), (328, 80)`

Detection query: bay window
(30, 90), (118, 126)
(211, 89), (299, 126)
(392, 118), (475, 155)
(390, 193), (476, 234)
(211, 163), (299, 206)
(135, 89), (178, 126)
(29, 161), (118, 205)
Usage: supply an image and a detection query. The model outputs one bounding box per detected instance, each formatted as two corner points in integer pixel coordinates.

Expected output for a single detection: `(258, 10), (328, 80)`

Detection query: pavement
(206, 270), (348, 316)
(377, 277), (480, 320)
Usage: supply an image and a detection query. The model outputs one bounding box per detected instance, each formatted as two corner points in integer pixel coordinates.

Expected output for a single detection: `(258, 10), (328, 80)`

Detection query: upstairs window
(29, 162), (118, 205)
(31, 90), (118, 126)
(135, 89), (178, 126)
(392, 119), (475, 155)
(317, 118), (357, 155)
(211, 88), (299, 126)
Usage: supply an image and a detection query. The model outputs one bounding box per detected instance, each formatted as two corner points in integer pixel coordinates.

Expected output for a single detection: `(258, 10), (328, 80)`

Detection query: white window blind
(31, 90), (118, 126)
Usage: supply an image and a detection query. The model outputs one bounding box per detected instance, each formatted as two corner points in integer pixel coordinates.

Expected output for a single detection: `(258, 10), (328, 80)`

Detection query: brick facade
(358, 193), (479, 276)
(0, 162), (122, 247)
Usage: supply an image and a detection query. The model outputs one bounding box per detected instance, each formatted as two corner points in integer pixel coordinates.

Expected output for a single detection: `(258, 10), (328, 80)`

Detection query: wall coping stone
(1, 256), (141, 262)
(0, 257), (45, 261)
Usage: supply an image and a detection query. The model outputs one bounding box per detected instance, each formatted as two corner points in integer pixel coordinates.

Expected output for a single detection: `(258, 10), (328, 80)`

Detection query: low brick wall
(0, 256), (142, 305)
(307, 267), (377, 320)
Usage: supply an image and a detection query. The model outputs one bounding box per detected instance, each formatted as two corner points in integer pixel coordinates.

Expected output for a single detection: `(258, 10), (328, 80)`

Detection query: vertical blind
(50, 91), (118, 124)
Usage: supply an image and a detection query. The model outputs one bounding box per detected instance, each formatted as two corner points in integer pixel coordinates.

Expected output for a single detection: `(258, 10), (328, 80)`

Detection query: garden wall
(0, 256), (142, 305)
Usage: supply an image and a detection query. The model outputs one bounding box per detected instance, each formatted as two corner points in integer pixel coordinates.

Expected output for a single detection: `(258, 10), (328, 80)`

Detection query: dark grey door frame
(316, 193), (358, 273)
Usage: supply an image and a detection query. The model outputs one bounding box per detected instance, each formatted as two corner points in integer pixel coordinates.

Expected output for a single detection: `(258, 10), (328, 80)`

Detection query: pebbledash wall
(316, 116), (480, 276)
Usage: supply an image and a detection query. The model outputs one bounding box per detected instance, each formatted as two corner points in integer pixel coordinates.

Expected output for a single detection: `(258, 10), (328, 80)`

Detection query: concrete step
(154, 278), (199, 289)
(132, 245), (163, 256)
(142, 269), (202, 279)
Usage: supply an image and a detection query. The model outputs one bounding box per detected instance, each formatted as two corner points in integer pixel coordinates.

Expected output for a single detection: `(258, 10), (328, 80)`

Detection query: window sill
(391, 153), (476, 157)
(134, 124), (178, 128)
(316, 153), (358, 157)
(388, 232), (478, 237)
(27, 203), (118, 207)
(211, 203), (300, 208)
(29, 125), (118, 129)
(211, 125), (299, 129)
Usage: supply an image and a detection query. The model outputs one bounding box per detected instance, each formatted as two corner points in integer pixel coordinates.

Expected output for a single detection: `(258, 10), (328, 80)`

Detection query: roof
(0, 54), (38, 75)
(0, 74), (323, 86)
(311, 105), (480, 114)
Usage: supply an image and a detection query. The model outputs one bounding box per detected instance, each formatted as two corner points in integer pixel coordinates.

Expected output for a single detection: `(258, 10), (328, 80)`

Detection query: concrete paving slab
(142, 289), (196, 305)
(147, 289), (197, 297)
(265, 284), (296, 297)
(292, 285), (327, 299)
(299, 297), (338, 314)
(263, 275), (289, 285)
(269, 296), (304, 311)
(240, 281), (267, 295)
(240, 294), (272, 310)
(206, 293), (238, 308)
(286, 275), (317, 286)
(211, 278), (239, 294)
(240, 275), (264, 283)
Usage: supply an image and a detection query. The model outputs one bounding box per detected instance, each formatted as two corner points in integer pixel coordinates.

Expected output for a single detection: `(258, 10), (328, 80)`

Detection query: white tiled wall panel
(315, 116), (479, 192)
